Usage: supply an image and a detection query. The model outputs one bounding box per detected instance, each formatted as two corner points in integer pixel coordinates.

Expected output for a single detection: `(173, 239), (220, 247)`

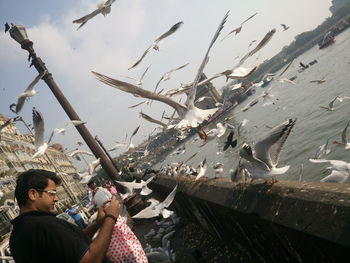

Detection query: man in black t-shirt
(10, 169), (121, 263)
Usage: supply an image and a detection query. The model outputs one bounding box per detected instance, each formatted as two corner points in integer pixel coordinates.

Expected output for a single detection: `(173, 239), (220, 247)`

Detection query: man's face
(32, 179), (59, 213)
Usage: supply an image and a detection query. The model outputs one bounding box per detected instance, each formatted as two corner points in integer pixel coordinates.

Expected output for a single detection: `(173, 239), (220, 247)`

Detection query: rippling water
(154, 29), (350, 183)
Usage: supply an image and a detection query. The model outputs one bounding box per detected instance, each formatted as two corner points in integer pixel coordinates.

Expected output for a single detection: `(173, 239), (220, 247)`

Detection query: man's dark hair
(15, 169), (61, 207)
(87, 180), (95, 187)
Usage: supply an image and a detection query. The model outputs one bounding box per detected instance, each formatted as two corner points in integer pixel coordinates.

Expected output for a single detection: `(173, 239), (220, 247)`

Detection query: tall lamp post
(8, 24), (123, 184)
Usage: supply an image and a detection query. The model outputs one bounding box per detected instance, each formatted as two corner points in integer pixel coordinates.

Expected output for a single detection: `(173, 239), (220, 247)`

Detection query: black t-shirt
(9, 210), (109, 263)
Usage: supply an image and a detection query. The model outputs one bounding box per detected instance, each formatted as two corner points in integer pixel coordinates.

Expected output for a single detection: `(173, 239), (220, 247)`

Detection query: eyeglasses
(36, 189), (58, 197)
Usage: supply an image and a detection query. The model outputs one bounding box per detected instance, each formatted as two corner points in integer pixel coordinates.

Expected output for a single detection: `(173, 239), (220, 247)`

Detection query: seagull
(88, 158), (101, 175)
(237, 29), (276, 67)
(31, 108), (52, 159)
(237, 119), (249, 136)
(154, 63), (189, 92)
(108, 143), (127, 151)
(207, 123), (227, 138)
(195, 158), (207, 181)
(140, 112), (168, 129)
(278, 60), (294, 77)
(309, 159), (350, 183)
(280, 24), (290, 31)
(15, 70), (47, 114)
(115, 175), (156, 199)
(132, 185), (178, 219)
(239, 119), (296, 182)
(310, 78), (326, 84)
(314, 137), (331, 159)
(128, 21), (184, 70)
(68, 149), (94, 158)
(78, 171), (94, 184)
(221, 12), (258, 41)
(223, 131), (237, 151)
(213, 163), (224, 174)
(119, 65), (151, 86)
(278, 78), (296, 85)
(248, 40), (257, 48)
(54, 120), (86, 135)
(319, 96), (339, 111)
(333, 121), (350, 150)
(337, 96), (350, 102)
(72, 0), (116, 30)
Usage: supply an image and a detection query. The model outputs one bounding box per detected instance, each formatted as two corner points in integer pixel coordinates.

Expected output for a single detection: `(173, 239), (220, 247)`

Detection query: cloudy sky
(0, 0), (332, 171)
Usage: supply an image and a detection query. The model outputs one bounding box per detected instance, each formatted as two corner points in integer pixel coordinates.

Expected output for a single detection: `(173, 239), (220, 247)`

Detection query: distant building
(0, 114), (87, 236)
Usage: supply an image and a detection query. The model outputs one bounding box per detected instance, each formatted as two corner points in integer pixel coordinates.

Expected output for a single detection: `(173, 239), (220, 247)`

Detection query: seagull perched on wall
(132, 185), (178, 219)
(72, 0), (116, 30)
(333, 121), (350, 150)
(128, 21), (184, 70)
(221, 12), (258, 41)
(15, 70), (47, 114)
(154, 63), (189, 92)
(239, 119), (296, 182)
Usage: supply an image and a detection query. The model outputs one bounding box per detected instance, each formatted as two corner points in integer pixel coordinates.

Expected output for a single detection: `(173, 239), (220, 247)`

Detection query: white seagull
(68, 149), (94, 158)
(320, 96), (339, 111)
(132, 185), (178, 219)
(280, 24), (290, 31)
(31, 108), (52, 160)
(309, 158), (350, 183)
(154, 63), (189, 92)
(119, 65), (151, 86)
(333, 121), (350, 150)
(115, 175), (156, 199)
(221, 12), (258, 41)
(195, 158), (207, 181)
(54, 120), (86, 135)
(72, 0), (116, 30)
(128, 21), (184, 70)
(239, 119), (296, 181)
(15, 70), (47, 114)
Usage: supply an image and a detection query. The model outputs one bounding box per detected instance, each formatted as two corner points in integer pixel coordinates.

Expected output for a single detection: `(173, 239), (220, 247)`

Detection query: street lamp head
(9, 24), (29, 45)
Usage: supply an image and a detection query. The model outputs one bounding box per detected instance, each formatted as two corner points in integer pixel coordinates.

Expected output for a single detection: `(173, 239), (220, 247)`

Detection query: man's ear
(28, 189), (38, 201)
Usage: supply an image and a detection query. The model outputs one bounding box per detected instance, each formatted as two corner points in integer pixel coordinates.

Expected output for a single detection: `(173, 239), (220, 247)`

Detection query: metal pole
(18, 40), (121, 183)
(94, 136), (120, 172)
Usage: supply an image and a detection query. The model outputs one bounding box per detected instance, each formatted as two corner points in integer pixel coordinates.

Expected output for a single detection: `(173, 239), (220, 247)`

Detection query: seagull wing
(160, 185), (178, 209)
(15, 96), (27, 114)
(72, 8), (102, 28)
(329, 96), (338, 109)
(92, 71), (188, 117)
(153, 21), (184, 44)
(139, 65), (151, 83)
(187, 11), (229, 108)
(108, 143), (126, 151)
(254, 118), (296, 167)
(132, 198), (160, 218)
(154, 76), (165, 93)
(128, 46), (153, 70)
(140, 112), (168, 128)
(320, 170), (349, 183)
(341, 121), (350, 144)
(238, 29), (276, 66)
(279, 59), (294, 77)
(114, 180), (137, 193)
(32, 108), (45, 149)
(168, 62), (190, 73)
(241, 12), (258, 25)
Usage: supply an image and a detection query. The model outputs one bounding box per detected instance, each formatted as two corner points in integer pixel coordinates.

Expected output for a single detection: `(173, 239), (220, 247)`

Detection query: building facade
(0, 114), (87, 236)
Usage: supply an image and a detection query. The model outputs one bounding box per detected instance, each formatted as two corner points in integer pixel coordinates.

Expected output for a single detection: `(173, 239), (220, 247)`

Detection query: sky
(0, 0), (332, 171)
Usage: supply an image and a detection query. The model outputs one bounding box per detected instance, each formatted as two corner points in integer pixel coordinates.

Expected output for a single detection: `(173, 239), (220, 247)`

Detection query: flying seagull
(31, 108), (52, 159)
(54, 120), (86, 135)
(154, 63), (189, 92)
(119, 65), (151, 86)
(92, 71), (188, 117)
(314, 137), (331, 159)
(195, 158), (207, 181)
(319, 96), (339, 111)
(280, 24), (290, 31)
(221, 12), (258, 41)
(128, 21), (184, 70)
(69, 149), (94, 158)
(132, 185), (178, 219)
(115, 175), (156, 199)
(72, 0), (116, 30)
(140, 112), (168, 129)
(333, 121), (350, 150)
(223, 131), (237, 151)
(309, 158), (350, 183)
(239, 118), (296, 182)
(15, 70), (47, 114)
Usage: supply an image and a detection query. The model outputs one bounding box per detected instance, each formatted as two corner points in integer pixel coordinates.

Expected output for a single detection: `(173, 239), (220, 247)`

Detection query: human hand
(104, 196), (120, 218)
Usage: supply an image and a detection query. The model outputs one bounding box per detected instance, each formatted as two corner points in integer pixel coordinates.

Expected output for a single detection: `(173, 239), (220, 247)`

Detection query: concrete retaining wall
(147, 175), (350, 262)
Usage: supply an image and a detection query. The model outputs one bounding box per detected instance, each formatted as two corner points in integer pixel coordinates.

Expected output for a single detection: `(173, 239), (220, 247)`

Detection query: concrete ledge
(147, 175), (350, 262)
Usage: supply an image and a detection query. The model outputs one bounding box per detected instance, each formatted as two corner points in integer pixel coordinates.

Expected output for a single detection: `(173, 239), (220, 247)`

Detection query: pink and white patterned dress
(107, 216), (148, 263)
(91, 187), (148, 263)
